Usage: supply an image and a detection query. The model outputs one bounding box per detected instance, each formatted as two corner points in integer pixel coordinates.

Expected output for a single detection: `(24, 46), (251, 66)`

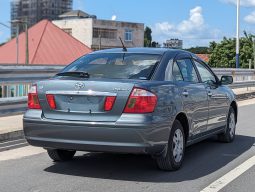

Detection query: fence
(1, 65), (255, 100)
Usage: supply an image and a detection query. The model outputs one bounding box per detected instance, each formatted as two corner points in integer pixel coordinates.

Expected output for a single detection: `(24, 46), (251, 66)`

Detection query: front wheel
(156, 120), (185, 171)
(218, 106), (236, 143)
(47, 149), (76, 162)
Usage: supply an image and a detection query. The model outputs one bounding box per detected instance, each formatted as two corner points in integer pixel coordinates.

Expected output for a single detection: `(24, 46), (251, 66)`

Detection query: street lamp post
(253, 37), (255, 69)
(236, 0), (240, 68)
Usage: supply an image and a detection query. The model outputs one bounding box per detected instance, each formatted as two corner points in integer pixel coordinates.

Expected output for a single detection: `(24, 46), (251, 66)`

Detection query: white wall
(52, 18), (93, 48)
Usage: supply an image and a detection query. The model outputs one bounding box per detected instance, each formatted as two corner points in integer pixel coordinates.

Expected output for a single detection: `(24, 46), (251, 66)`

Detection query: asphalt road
(0, 104), (254, 192)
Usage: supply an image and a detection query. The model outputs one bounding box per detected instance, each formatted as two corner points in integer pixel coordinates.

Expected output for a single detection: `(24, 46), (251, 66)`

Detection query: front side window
(176, 59), (199, 83)
(194, 60), (216, 84)
(61, 53), (161, 80)
(125, 29), (133, 41)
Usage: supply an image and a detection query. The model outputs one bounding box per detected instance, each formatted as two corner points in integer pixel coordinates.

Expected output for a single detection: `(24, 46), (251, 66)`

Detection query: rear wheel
(47, 149), (76, 162)
(156, 120), (185, 171)
(218, 106), (236, 143)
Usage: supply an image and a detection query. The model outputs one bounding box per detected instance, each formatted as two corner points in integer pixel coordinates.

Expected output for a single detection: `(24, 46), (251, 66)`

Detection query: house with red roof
(0, 20), (92, 65)
(196, 54), (210, 63)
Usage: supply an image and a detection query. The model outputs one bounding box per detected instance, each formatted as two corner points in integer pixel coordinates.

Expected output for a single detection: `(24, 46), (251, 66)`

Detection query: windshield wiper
(56, 71), (90, 78)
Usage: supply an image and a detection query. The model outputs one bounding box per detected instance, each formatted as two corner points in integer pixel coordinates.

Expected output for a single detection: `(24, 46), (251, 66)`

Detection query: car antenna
(119, 37), (127, 52)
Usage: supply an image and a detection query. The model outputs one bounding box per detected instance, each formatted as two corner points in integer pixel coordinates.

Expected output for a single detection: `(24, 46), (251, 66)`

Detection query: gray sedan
(23, 48), (237, 171)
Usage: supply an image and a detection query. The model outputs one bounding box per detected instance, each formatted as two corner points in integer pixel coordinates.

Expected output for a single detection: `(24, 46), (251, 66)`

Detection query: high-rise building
(11, 0), (73, 37)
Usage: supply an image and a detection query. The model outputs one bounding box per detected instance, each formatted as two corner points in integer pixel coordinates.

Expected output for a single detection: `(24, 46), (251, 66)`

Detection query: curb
(0, 130), (24, 142)
(235, 92), (255, 101)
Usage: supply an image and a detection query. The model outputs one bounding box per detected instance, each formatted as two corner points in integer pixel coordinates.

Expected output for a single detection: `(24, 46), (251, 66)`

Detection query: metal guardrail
(228, 81), (255, 89)
(0, 65), (255, 101)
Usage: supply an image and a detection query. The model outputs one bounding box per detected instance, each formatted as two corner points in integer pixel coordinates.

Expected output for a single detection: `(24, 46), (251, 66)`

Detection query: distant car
(23, 48), (237, 171)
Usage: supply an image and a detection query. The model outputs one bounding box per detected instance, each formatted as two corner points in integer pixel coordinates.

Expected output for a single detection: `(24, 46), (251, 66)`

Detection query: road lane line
(0, 142), (28, 150)
(201, 155), (255, 192)
(0, 146), (45, 162)
(0, 138), (25, 145)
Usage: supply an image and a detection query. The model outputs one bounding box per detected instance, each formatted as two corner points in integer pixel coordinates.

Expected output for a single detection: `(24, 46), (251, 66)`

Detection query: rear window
(61, 53), (162, 80)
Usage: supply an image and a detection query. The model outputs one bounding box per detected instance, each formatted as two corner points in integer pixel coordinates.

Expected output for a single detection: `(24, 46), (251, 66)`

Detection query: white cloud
(111, 15), (117, 21)
(221, 0), (255, 7)
(152, 6), (222, 48)
(178, 6), (204, 33)
(244, 11), (255, 23)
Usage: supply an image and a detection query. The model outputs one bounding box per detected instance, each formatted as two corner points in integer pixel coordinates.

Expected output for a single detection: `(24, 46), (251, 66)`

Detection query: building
(11, 0), (73, 37)
(0, 19), (92, 65)
(0, 19), (91, 99)
(52, 10), (144, 50)
(196, 54), (210, 63)
(163, 39), (183, 49)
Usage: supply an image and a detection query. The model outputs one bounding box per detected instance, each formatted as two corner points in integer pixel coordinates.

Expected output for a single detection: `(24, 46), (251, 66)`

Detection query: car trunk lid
(37, 79), (135, 122)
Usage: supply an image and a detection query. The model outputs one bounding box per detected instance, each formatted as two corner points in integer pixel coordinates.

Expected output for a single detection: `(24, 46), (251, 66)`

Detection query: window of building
(93, 28), (117, 39)
(63, 28), (72, 35)
(125, 29), (133, 41)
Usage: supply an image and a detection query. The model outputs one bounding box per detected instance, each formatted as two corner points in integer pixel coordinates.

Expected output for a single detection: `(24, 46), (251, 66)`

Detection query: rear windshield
(61, 53), (162, 80)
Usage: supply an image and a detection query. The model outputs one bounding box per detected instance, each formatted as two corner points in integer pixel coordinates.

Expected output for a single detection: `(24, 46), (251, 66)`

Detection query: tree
(208, 31), (254, 68)
(185, 46), (210, 54)
(151, 41), (160, 48)
(144, 26), (152, 47)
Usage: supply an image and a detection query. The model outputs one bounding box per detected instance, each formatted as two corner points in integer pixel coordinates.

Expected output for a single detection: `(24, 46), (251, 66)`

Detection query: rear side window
(176, 59), (199, 83)
(173, 62), (184, 81)
(62, 53), (162, 80)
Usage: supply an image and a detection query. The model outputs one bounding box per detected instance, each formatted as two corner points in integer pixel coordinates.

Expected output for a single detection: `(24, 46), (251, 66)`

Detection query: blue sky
(0, 0), (255, 48)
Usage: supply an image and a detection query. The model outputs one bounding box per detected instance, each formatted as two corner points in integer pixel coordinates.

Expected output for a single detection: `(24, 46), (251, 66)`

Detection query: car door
(193, 59), (229, 131)
(173, 58), (209, 138)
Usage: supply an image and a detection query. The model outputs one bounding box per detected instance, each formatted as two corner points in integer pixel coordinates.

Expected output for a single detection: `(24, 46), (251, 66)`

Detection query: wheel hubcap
(229, 112), (236, 138)
(172, 129), (184, 163)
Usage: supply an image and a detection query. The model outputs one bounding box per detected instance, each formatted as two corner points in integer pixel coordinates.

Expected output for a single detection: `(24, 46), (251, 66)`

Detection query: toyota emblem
(74, 82), (85, 90)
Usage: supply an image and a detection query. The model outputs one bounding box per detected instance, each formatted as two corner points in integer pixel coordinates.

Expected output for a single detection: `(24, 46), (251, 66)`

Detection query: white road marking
(0, 142), (28, 150)
(0, 146), (45, 162)
(201, 155), (255, 192)
(0, 138), (25, 145)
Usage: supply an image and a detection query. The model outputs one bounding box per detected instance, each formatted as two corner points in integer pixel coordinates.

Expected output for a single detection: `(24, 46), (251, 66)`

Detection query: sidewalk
(0, 115), (24, 141)
(1, 96), (255, 143)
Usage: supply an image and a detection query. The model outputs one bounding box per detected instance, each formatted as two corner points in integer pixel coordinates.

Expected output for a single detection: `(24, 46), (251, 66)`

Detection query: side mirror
(220, 75), (233, 85)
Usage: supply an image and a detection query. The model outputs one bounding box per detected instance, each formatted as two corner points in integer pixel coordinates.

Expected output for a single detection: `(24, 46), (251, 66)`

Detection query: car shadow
(44, 135), (254, 183)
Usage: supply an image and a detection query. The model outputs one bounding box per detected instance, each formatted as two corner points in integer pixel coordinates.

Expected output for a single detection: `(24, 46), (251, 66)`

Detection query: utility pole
(11, 20), (29, 65)
(16, 24), (19, 65)
(25, 19), (29, 64)
(236, 0), (240, 68)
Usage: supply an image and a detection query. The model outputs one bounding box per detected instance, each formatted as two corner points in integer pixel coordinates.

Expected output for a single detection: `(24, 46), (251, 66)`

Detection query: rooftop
(59, 10), (97, 19)
(0, 20), (92, 65)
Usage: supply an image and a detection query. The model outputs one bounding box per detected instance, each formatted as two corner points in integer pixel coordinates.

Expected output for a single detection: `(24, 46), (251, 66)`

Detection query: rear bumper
(23, 114), (170, 155)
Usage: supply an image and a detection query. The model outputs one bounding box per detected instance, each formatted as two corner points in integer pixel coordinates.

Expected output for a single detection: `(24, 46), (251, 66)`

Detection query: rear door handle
(182, 91), (189, 97)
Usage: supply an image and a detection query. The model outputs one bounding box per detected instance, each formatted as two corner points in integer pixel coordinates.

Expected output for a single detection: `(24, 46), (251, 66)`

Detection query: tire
(47, 149), (76, 162)
(218, 106), (236, 143)
(156, 120), (185, 171)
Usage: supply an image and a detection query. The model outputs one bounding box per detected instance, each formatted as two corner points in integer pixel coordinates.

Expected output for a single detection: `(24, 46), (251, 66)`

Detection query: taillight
(46, 94), (56, 109)
(123, 88), (157, 113)
(28, 85), (41, 109)
(104, 96), (116, 111)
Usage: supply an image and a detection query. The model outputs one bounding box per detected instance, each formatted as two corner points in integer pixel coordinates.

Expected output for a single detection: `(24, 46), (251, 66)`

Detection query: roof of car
(91, 48), (184, 55)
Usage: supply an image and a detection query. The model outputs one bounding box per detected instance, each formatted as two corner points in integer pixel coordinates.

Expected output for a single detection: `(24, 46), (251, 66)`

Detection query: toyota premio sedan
(23, 48), (237, 171)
